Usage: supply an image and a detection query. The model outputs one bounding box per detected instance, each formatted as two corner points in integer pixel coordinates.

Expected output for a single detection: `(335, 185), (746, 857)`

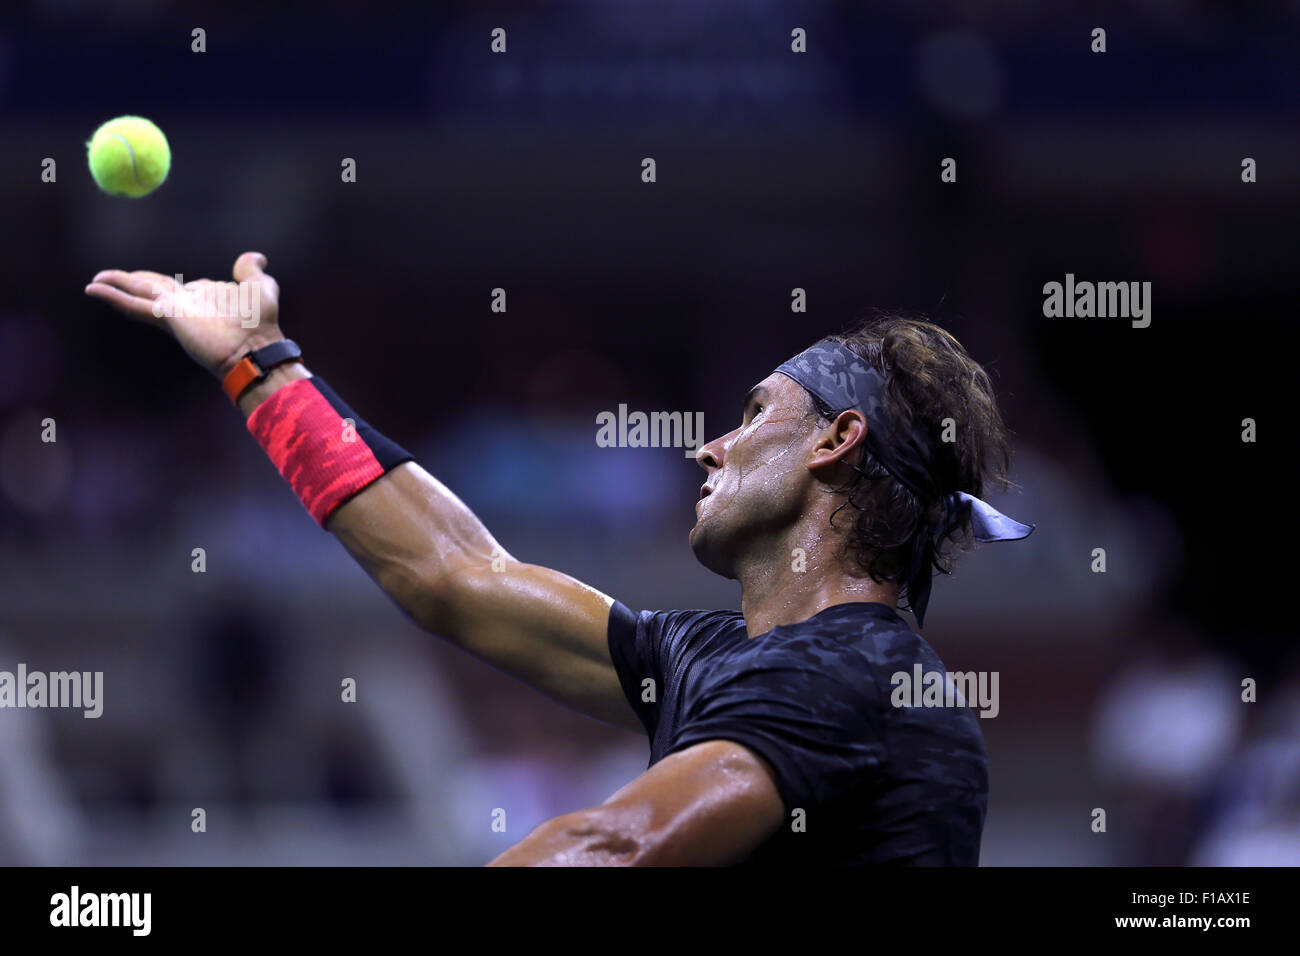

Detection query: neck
(736, 517), (899, 638)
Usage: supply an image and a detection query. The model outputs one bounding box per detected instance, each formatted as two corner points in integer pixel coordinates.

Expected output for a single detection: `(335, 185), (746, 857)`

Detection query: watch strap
(222, 339), (302, 404)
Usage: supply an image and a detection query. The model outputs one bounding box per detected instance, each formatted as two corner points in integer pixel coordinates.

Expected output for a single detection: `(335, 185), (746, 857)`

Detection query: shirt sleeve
(606, 600), (660, 737)
(664, 650), (886, 814)
(606, 601), (725, 740)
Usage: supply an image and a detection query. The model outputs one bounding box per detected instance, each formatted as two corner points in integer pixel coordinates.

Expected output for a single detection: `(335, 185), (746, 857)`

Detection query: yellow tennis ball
(86, 115), (171, 197)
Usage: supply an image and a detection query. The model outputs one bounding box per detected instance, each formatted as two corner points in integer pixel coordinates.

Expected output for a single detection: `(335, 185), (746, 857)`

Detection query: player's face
(689, 373), (822, 577)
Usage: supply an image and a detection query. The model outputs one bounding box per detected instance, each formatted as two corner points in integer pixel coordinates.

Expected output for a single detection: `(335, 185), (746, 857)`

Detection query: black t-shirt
(606, 600), (988, 865)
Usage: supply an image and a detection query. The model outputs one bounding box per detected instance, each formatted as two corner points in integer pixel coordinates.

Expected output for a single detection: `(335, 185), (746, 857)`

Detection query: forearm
(487, 797), (762, 868)
(487, 807), (652, 867)
(487, 742), (786, 866)
(237, 362), (505, 632)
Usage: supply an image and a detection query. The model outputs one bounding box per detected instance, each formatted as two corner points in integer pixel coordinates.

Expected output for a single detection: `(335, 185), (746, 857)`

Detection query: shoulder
(611, 604), (746, 663)
(606, 603), (747, 696)
(685, 629), (887, 730)
(744, 606), (927, 682)
(638, 607), (745, 639)
(687, 605), (952, 721)
(770, 608), (955, 698)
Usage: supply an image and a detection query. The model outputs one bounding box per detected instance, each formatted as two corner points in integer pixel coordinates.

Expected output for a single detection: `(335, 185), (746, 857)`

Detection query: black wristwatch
(222, 339), (302, 403)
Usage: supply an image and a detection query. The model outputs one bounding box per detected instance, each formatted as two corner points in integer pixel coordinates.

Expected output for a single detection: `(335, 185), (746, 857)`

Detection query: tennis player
(85, 252), (1033, 866)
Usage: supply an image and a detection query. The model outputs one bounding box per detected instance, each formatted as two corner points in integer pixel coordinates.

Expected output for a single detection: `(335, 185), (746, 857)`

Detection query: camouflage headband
(775, 340), (1035, 628)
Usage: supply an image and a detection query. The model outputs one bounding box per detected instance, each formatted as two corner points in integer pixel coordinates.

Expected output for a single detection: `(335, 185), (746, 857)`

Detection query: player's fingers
(89, 269), (178, 300)
(83, 282), (172, 325)
(126, 270), (183, 291)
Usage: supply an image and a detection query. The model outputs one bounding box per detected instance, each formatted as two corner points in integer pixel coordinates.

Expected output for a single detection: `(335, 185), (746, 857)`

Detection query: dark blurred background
(0, 0), (1296, 865)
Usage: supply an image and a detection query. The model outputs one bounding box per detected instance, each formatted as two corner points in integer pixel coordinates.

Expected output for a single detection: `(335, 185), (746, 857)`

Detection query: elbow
(391, 557), (514, 639)
(373, 552), (481, 638)
(374, 559), (449, 633)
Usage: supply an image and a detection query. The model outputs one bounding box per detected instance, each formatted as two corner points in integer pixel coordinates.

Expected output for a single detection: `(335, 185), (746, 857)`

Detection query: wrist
(237, 361), (310, 418)
(222, 337), (302, 407)
(216, 332), (287, 380)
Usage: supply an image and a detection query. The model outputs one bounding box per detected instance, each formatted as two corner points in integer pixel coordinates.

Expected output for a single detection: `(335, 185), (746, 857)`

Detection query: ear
(807, 410), (867, 479)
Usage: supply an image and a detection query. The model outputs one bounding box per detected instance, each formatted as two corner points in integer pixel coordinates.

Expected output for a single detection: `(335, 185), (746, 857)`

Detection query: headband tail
(955, 491), (1036, 543)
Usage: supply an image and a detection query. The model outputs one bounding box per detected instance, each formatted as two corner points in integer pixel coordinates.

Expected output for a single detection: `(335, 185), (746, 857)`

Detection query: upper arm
(438, 560), (642, 731)
(489, 739), (785, 866)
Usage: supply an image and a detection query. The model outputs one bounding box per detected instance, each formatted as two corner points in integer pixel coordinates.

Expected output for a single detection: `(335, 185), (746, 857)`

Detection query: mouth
(695, 484), (713, 513)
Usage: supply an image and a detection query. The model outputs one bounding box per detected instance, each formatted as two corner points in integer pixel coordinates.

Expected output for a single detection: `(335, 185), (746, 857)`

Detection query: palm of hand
(84, 252), (282, 378)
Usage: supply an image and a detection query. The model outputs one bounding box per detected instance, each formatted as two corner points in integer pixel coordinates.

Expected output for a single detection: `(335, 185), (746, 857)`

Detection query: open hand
(85, 251), (283, 379)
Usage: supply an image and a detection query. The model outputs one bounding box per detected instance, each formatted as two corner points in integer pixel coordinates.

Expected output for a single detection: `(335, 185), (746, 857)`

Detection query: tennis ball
(86, 115), (170, 197)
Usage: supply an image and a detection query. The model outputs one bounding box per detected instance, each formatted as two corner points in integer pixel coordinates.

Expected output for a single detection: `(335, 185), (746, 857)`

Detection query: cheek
(722, 424), (807, 498)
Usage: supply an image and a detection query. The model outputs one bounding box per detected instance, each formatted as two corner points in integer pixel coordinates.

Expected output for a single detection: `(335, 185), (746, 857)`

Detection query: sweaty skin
(690, 376), (900, 637)
(85, 252), (896, 865)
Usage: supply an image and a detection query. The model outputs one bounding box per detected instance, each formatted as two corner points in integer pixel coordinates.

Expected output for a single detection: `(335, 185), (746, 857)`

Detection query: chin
(688, 520), (738, 580)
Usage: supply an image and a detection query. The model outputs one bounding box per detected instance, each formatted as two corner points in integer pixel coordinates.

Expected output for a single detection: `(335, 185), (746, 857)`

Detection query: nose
(694, 427), (736, 473)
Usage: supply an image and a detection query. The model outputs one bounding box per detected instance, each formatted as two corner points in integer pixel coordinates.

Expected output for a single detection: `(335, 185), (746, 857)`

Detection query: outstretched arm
(86, 252), (640, 731)
(487, 740), (786, 866)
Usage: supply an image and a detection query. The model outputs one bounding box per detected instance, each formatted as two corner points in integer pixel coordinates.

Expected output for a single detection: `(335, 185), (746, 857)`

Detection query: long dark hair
(810, 312), (1017, 615)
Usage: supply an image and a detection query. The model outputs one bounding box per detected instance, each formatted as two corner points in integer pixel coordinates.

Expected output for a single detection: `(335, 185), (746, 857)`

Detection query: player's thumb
(232, 251), (279, 307)
(232, 251), (267, 284)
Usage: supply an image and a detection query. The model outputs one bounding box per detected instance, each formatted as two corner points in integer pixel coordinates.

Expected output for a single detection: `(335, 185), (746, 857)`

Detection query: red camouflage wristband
(246, 376), (411, 526)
